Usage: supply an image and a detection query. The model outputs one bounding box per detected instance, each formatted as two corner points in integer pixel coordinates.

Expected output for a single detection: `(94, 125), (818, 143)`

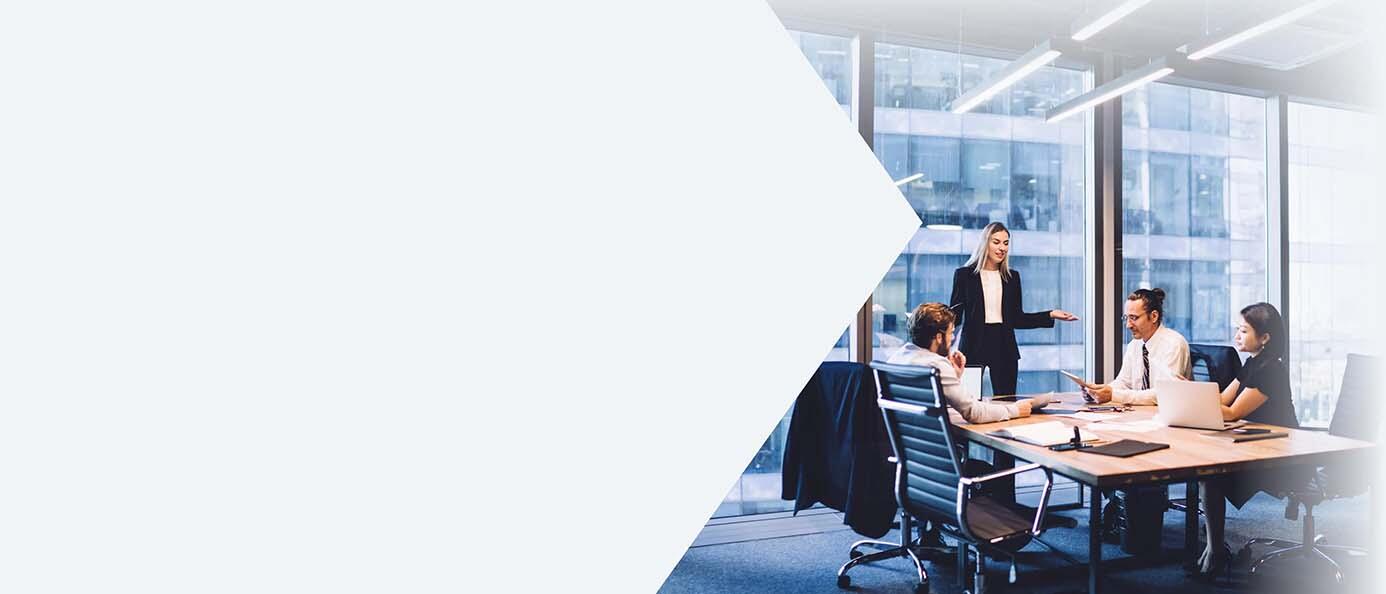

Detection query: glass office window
(797, 29), (854, 363)
(715, 30), (855, 518)
(1287, 103), (1379, 427)
(1122, 84), (1267, 349)
(872, 42), (1088, 396)
(790, 30), (852, 111)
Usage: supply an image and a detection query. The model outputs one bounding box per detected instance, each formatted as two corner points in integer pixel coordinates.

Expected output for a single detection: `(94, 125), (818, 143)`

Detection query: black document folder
(1082, 439), (1169, 458)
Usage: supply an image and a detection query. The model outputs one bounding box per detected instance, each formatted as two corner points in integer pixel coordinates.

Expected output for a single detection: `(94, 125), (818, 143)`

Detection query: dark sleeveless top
(1236, 353), (1298, 428)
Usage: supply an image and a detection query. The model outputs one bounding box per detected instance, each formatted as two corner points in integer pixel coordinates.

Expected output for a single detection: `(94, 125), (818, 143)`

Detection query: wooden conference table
(950, 392), (1374, 594)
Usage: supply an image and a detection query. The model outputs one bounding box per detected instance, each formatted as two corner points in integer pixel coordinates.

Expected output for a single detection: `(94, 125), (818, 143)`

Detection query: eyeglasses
(1119, 312), (1148, 324)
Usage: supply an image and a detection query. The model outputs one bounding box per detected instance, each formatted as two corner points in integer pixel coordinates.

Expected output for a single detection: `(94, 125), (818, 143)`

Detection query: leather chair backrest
(872, 361), (964, 523)
(1329, 354), (1381, 443)
(1189, 343), (1241, 390)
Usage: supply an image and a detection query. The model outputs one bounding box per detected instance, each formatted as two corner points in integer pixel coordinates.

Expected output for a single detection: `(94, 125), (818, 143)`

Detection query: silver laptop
(1154, 379), (1238, 430)
(962, 365), (984, 399)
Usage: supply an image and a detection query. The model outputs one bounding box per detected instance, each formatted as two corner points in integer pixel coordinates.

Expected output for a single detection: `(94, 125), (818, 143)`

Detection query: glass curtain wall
(1287, 103), (1378, 426)
(871, 42), (1088, 395)
(715, 30), (854, 517)
(795, 30), (854, 364)
(1120, 83), (1267, 354)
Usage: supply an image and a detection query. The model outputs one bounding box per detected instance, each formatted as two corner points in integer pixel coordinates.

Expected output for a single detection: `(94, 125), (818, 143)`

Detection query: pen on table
(1086, 405), (1129, 412)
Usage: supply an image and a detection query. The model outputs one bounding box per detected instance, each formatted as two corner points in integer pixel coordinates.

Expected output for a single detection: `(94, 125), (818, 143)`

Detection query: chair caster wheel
(848, 549), (863, 559)
(836, 574), (851, 589)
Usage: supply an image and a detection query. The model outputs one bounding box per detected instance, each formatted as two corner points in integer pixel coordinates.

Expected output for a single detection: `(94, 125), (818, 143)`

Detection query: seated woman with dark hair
(1193, 302), (1301, 580)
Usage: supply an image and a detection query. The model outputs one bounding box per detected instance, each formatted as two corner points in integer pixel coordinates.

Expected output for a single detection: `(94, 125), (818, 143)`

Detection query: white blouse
(981, 269), (1003, 323)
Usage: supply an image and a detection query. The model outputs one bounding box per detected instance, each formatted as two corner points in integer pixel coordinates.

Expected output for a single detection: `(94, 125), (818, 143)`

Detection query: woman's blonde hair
(964, 221), (1011, 280)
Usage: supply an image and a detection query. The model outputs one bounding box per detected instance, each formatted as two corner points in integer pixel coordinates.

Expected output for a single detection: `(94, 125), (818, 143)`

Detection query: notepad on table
(988, 421), (1096, 447)
(1033, 408), (1081, 415)
(1202, 429), (1290, 443)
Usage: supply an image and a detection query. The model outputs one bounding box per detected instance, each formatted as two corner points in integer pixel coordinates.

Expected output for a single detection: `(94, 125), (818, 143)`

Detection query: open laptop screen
(962, 365), (984, 399)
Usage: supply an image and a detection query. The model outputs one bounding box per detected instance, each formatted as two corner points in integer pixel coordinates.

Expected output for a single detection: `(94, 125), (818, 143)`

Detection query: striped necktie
(1141, 343), (1150, 390)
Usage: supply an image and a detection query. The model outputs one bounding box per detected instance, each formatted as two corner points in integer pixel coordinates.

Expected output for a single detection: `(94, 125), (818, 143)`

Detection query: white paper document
(1094, 419), (1164, 433)
(988, 421), (1096, 446)
(1059, 369), (1093, 389)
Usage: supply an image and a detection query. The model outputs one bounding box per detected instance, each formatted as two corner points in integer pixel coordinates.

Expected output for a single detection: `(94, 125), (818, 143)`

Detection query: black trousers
(973, 323), (1019, 397)
(968, 324), (1019, 504)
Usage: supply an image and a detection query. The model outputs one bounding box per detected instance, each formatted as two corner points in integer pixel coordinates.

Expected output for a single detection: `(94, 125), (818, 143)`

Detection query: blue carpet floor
(661, 493), (1373, 593)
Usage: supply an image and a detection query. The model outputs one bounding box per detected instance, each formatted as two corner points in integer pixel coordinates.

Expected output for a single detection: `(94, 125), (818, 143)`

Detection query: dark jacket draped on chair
(781, 361), (896, 538)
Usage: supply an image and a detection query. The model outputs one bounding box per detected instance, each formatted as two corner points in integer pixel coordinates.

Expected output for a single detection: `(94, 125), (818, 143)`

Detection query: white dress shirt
(1110, 325), (1191, 405)
(884, 343), (1019, 423)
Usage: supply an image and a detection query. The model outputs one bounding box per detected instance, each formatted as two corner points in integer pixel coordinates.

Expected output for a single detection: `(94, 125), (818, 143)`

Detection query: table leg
(1089, 486), (1102, 593)
(1184, 480), (1200, 560)
(993, 450), (1016, 505)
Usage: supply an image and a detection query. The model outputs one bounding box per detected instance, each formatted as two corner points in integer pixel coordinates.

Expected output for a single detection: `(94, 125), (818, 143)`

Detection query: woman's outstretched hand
(1050, 309), (1079, 321)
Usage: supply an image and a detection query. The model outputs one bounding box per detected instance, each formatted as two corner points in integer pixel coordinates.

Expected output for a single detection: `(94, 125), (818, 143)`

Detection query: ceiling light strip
(1045, 58), (1173, 123)
(1185, 0), (1343, 60)
(948, 41), (1062, 114)
(893, 173), (925, 187)
(1071, 0), (1155, 41)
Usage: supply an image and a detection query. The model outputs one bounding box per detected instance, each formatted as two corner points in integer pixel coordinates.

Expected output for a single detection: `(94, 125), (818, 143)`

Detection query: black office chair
(1238, 353), (1380, 586)
(846, 361), (1052, 594)
(1189, 343), (1242, 389)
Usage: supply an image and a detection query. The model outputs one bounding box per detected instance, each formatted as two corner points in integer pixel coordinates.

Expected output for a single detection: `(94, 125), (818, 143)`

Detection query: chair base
(843, 513), (1035, 592)
(837, 543), (928, 591)
(837, 514), (931, 591)
(1246, 541), (1367, 585)
(1240, 496), (1368, 588)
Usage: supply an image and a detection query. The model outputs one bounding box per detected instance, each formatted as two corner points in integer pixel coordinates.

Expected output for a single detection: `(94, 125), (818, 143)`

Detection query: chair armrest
(878, 397), (943, 417)
(957, 463), (1054, 537)
(958, 462), (1046, 486)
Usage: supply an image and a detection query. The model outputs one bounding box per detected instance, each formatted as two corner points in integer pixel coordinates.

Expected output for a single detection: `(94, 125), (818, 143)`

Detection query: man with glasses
(1086, 288), (1193, 547)
(1085, 288), (1191, 405)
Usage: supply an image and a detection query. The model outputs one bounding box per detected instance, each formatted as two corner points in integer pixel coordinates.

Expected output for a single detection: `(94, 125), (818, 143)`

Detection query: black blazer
(949, 266), (1053, 361)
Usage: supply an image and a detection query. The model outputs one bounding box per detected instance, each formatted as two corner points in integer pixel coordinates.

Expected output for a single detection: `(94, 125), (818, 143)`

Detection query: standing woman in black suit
(950, 222), (1078, 396)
